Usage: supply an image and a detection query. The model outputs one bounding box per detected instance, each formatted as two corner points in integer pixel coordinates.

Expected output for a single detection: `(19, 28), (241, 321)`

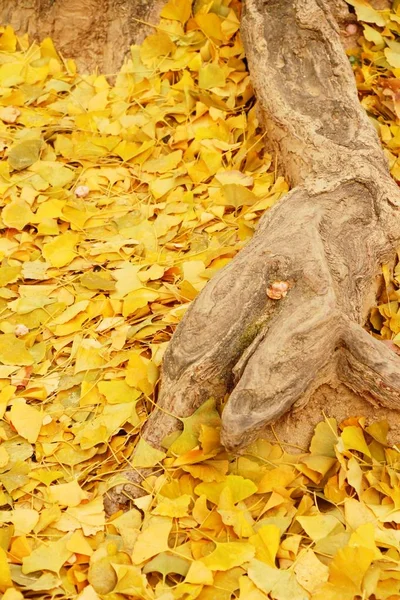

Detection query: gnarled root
(105, 177), (400, 514)
(105, 0), (400, 514)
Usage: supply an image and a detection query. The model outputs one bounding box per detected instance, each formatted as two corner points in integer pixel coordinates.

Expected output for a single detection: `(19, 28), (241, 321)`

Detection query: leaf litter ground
(0, 1), (400, 599)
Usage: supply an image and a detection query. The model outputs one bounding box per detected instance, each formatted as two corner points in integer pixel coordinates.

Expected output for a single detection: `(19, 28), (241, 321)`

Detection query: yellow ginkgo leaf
(0, 25), (16, 52)
(125, 353), (149, 389)
(249, 525), (280, 566)
(31, 161), (75, 187)
(153, 494), (191, 518)
(195, 13), (224, 40)
(131, 516), (172, 564)
(362, 23), (384, 46)
(201, 542), (255, 571)
(10, 400), (42, 443)
(258, 465), (297, 493)
(59, 497), (105, 536)
(113, 563), (151, 596)
(50, 300), (89, 325)
(77, 585), (101, 600)
(329, 545), (375, 595)
(309, 418), (338, 457)
(293, 549), (329, 594)
(140, 32), (176, 66)
(22, 534), (73, 574)
(142, 150), (182, 174)
(348, 523), (380, 558)
(218, 488), (255, 538)
(161, 0), (191, 23)
(182, 459), (228, 482)
(185, 561), (214, 585)
(21, 260), (50, 280)
(297, 514), (342, 542)
(195, 474), (257, 505)
(340, 425), (371, 457)
(0, 446), (9, 468)
(2, 200), (34, 230)
(66, 530), (94, 556)
(2, 589), (24, 600)
(222, 184), (257, 208)
(12, 508), (39, 535)
(42, 231), (80, 267)
(74, 340), (106, 374)
(199, 64), (226, 89)
(142, 553), (190, 578)
(149, 176), (176, 199)
(98, 380), (141, 404)
(88, 556), (118, 595)
(365, 420), (388, 445)
(215, 170), (254, 186)
(48, 480), (89, 507)
(80, 271), (116, 291)
(300, 454), (336, 478)
(346, 0), (388, 26)
(132, 438), (166, 468)
(8, 139), (43, 171)
(248, 559), (307, 600)
(169, 398), (220, 455)
(0, 547), (12, 592)
(221, 9), (240, 39)
(122, 289), (159, 317)
(0, 265), (21, 287)
(0, 334), (34, 366)
(40, 36), (60, 60)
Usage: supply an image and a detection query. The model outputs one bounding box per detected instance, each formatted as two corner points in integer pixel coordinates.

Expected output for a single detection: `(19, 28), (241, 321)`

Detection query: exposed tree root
(104, 0), (400, 514)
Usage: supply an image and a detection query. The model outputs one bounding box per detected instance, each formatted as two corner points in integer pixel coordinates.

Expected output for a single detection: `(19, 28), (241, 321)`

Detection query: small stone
(267, 280), (289, 300)
(75, 185), (90, 198)
(346, 23), (358, 35)
(14, 324), (29, 337)
(0, 106), (21, 124)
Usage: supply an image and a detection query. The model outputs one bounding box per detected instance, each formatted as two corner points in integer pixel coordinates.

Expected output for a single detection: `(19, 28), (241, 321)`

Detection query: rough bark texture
(0, 0), (164, 74)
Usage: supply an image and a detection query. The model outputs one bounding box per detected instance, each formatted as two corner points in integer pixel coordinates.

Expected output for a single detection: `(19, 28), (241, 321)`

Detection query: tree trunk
(7, 0), (400, 511)
(0, 0), (164, 73)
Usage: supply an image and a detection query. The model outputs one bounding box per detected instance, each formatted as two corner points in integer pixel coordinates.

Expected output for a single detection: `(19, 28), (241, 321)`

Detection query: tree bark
(0, 0), (164, 74)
